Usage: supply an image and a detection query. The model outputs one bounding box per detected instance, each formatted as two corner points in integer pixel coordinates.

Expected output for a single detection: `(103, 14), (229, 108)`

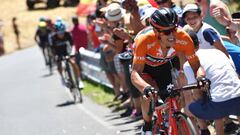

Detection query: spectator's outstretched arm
(212, 7), (240, 31)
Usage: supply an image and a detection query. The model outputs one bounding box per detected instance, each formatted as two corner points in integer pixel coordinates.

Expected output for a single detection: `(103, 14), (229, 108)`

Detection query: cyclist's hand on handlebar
(143, 86), (157, 100)
(196, 76), (211, 90)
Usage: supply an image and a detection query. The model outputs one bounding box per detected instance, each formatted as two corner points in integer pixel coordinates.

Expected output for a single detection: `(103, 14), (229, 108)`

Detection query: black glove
(143, 86), (156, 97)
(196, 76), (211, 88)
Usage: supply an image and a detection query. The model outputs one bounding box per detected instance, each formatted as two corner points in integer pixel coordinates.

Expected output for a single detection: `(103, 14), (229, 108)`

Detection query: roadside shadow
(56, 100), (75, 107)
(105, 101), (121, 108)
(106, 115), (123, 121)
(41, 73), (53, 78)
(113, 118), (142, 126)
(117, 123), (142, 134)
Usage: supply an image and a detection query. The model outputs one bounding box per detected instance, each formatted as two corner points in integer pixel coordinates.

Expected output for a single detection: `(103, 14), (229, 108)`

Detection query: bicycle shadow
(41, 73), (53, 78)
(117, 123), (142, 135)
(56, 100), (75, 107)
(113, 117), (142, 126)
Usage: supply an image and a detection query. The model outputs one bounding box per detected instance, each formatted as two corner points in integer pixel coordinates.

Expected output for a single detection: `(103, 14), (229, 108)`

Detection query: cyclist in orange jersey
(130, 8), (202, 135)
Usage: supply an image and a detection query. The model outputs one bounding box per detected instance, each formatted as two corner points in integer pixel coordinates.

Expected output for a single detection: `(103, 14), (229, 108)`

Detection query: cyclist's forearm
(131, 70), (150, 93)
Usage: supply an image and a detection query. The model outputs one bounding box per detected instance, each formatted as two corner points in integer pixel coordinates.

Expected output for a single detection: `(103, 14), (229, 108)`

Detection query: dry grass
(0, 0), (85, 54)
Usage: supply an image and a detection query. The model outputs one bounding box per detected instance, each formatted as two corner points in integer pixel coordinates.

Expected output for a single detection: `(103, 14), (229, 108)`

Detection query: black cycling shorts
(143, 56), (180, 101)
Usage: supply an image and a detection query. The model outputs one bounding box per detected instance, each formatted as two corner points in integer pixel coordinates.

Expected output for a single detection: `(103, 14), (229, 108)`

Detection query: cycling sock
(200, 129), (210, 135)
(143, 121), (152, 131)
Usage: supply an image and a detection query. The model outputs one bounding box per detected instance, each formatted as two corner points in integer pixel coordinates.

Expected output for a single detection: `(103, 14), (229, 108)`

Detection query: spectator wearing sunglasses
(131, 8), (202, 134)
(195, 0), (231, 36)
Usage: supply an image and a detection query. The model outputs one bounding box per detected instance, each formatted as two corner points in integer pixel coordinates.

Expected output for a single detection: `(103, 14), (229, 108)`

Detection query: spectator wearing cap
(182, 3), (229, 57)
(183, 3), (240, 77)
(195, 0), (231, 36)
(138, 4), (157, 27)
(104, 3), (130, 103)
(182, 3), (240, 134)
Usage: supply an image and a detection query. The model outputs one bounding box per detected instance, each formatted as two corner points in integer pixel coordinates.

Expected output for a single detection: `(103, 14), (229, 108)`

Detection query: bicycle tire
(175, 112), (197, 135)
(66, 61), (82, 103)
(46, 46), (53, 74)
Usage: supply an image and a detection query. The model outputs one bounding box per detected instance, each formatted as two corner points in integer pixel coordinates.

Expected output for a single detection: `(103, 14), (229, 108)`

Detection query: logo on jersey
(176, 39), (187, 45)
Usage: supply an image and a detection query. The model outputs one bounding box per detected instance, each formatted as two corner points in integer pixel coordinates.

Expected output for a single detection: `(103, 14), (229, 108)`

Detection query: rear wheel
(175, 112), (197, 135)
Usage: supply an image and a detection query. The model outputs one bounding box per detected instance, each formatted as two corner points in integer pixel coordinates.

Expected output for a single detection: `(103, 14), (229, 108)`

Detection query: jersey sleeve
(203, 28), (220, 45)
(175, 30), (200, 74)
(176, 31), (197, 61)
(132, 35), (149, 65)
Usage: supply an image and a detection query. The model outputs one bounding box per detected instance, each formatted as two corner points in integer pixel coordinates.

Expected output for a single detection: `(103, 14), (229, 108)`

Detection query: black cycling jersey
(50, 32), (73, 56)
(35, 28), (52, 46)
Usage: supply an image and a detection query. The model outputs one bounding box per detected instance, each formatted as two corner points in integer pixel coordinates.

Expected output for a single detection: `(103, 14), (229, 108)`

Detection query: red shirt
(71, 24), (88, 51)
(87, 25), (100, 49)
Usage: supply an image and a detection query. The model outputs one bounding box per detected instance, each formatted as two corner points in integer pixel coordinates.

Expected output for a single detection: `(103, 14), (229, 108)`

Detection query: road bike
(44, 44), (55, 74)
(61, 55), (83, 103)
(150, 79), (210, 135)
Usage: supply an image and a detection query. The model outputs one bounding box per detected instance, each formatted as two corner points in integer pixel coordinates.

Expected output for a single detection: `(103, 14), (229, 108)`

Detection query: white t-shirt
(197, 22), (224, 49)
(183, 49), (240, 102)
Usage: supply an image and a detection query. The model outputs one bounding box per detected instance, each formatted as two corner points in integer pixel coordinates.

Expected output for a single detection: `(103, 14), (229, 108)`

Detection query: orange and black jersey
(132, 27), (198, 67)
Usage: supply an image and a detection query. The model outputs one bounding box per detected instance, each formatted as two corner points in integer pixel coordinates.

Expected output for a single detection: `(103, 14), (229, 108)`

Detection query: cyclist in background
(131, 8), (202, 135)
(49, 21), (83, 88)
(34, 21), (52, 66)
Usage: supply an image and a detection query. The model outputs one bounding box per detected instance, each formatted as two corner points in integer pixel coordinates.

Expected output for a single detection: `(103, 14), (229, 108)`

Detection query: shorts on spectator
(189, 96), (240, 120)
(114, 54), (124, 73)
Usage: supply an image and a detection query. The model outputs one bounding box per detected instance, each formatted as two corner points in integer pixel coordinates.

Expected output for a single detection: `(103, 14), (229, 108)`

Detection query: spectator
(86, 14), (101, 52)
(104, 3), (130, 102)
(12, 17), (21, 49)
(71, 16), (88, 51)
(182, 3), (229, 57)
(195, 0), (232, 36)
(183, 29), (240, 135)
(0, 19), (4, 55)
(212, 8), (240, 34)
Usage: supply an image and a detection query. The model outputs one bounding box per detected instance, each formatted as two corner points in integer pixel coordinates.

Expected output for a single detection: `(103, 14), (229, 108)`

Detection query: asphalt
(0, 46), (142, 135)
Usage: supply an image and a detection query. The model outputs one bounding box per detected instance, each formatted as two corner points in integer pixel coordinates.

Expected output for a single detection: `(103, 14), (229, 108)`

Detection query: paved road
(0, 47), (142, 135)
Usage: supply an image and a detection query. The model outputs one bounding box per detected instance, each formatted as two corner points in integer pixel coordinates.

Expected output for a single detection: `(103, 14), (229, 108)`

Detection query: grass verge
(82, 79), (115, 105)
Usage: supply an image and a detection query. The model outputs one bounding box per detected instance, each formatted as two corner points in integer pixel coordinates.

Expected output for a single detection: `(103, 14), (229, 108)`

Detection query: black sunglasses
(156, 27), (177, 35)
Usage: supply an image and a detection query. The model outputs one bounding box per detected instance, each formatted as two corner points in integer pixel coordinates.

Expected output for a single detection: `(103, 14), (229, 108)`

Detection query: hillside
(0, 0), (85, 53)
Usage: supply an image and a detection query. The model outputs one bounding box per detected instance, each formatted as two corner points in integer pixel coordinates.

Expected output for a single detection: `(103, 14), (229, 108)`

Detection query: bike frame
(154, 95), (184, 135)
(152, 81), (209, 135)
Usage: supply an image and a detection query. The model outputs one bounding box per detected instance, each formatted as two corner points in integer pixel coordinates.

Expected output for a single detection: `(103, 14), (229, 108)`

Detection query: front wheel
(175, 112), (197, 135)
(66, 60), (83, 103)
(72, 88), (83, 103)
